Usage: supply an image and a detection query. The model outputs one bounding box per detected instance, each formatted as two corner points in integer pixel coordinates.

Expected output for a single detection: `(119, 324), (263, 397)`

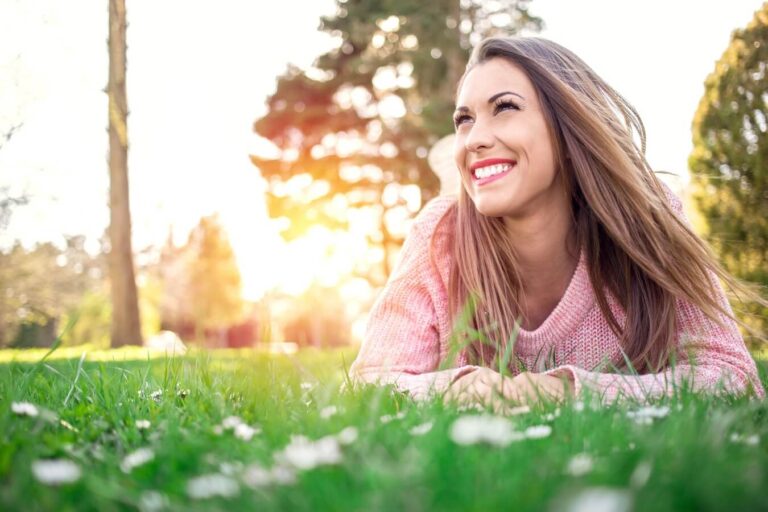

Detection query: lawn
(1, 346), (766, 512)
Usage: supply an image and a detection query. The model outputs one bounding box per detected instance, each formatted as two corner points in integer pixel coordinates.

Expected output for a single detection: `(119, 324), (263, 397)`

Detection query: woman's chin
(473, 200), (512, 218)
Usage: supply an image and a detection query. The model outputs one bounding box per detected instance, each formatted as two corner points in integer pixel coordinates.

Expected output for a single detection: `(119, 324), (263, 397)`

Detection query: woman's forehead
(456, 58), (535, 106)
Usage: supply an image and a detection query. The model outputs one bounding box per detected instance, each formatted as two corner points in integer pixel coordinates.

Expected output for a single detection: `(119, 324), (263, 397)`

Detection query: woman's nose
(464, 119), (494, 152)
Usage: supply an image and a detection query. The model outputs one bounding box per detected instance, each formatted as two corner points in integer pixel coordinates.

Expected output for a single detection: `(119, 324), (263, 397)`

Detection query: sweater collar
(513, 248), (595, 354)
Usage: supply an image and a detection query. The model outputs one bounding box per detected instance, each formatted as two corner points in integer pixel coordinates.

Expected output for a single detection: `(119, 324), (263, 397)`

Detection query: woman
(349, 36), (765, 409)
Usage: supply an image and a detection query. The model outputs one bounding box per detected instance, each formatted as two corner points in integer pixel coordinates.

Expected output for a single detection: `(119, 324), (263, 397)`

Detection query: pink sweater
(349, 187), (765, 404)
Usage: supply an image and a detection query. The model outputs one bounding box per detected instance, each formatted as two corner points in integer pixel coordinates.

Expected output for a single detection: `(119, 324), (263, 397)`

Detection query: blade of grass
(63, 351), (87, 406)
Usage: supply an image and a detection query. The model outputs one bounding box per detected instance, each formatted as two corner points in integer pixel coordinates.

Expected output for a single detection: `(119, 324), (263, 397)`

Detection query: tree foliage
(0, 237), (105, 347)
(159, 216), (244, 341)
(280, 283), (351, 347)
(251, 0), (541, 284)
(689, 3), (768, 341)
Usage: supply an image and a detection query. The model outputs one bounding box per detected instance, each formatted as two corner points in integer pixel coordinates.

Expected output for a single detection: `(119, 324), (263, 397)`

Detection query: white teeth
(473, 163), (513, 179)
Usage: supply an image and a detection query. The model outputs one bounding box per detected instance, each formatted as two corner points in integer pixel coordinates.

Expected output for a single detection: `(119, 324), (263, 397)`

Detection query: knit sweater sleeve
(348, 198), (480, 400)
(544, 183), (766, 404)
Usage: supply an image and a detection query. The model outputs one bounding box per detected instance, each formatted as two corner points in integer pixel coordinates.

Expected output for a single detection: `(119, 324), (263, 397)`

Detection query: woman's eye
(453, 100), (518, 128)
(494, 100), (520, 114)
(453, 114), (472, 128)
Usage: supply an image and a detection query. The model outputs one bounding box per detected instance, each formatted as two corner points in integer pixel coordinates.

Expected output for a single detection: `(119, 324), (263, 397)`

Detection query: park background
(2, 2), (768, 511)
(0, 0), (765, 354)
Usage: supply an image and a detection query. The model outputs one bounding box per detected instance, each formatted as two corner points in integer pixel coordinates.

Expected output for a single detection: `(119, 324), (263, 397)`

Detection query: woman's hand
(443, 367), (514, 414)
(507, 371), (573, 406)
(443, 368), (573, 413)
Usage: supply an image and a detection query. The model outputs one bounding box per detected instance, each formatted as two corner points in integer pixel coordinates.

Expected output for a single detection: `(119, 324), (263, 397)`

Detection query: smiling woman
(348, 36), (766, 410)
(453, 60), (562, 222)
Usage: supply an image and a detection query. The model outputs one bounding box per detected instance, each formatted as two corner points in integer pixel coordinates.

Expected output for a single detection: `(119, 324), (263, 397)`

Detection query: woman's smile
(471, 158), (517, 186)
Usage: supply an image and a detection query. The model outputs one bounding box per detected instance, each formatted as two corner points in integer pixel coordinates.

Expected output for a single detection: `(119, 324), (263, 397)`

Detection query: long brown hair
(446, 36), (763, 373)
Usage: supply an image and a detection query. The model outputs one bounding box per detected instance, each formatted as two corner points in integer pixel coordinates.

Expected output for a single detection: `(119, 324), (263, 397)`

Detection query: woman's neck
(503, 200), (579, 298)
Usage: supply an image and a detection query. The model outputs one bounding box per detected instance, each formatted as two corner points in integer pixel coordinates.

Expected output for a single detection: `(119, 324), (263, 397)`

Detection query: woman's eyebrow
(455, 91), (526, 112)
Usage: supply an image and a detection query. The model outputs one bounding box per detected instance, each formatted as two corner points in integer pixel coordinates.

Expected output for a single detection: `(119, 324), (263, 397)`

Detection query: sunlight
(268, 224), (371, 297)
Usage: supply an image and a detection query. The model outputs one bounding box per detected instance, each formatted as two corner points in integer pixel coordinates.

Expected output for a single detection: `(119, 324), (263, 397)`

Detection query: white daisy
(336, 426), (358, 445)
(300, 382), (314, 392)
(559, 487), (632, 512)
(409, 421), (434, 436)
(241, 462), (297, 487)
(150, 389), (163, 402)
(524, 425), (552, 439)
(508, 405), (531, 416)
(221, 416), (243, 430)
(135, 419), (151, 430)
(730, 433), (760, 446)
(629, 460), (653, 489)
(120, 447), (155, 473)
(449, 414), (524, 447)
(573, 401), (585, 413)
(234, 423), (261, 442)
(31, 459), (82, 485)
(242, 463), (272, 488)
(270, 464), (298, 485)
(186, 473), (239, 500)
(138, 490), (168, 512)
(631, 416), (654, 426)
(626, 405), (669, 425)
(456, 403), (486, 413)
(12, 402), (39, 417)
(219, 461), (244, 476)
(644, 405), (671, 417)
(565, 453), (594, 477)
(319, 406), (338, 420)
(276, 434), (343, 470)
(380, 411), (407, 423)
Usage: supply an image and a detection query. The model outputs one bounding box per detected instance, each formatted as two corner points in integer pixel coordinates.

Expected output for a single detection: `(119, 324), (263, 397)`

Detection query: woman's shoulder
(405, 195), (456, 287)
(657, 178), (684, 216)
(410, 195), (458, 239)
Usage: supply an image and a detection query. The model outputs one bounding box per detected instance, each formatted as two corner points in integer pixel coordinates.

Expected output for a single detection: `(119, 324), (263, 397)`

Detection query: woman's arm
(543, 182), (765, 404)
(348, 199), (480, 400)
(544, 289), (765, 404)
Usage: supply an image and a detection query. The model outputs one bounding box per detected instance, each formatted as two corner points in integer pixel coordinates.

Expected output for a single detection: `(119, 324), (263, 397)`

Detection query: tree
(280, 283), (351, 347)
(107, 0), (142, 346)
(0, 237), (105, 347)
(161, 216), (244, 341)
(251, 0), (541, 284)
(689, 3), (768, 342)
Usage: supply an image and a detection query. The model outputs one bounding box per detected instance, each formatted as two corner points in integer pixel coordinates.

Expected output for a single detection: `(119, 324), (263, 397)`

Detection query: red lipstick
(470, 158), (517, 172)
(470, 158), (516, 186)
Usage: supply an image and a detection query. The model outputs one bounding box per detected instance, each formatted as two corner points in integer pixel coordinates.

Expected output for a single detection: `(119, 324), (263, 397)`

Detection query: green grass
(1, 347), (767, 512)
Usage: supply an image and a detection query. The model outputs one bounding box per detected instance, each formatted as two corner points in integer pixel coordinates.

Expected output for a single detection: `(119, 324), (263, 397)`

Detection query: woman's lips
(472, 163), (515, 186)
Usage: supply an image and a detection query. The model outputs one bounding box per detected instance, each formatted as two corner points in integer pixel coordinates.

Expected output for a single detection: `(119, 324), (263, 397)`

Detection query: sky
(0, 0), (764, 300)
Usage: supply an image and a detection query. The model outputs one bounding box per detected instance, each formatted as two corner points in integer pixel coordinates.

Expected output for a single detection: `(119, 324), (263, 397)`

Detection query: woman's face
(453, 57), (564, 219)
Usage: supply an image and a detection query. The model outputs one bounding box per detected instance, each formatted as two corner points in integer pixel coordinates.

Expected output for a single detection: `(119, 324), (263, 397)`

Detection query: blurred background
(0, 0), (765, 352)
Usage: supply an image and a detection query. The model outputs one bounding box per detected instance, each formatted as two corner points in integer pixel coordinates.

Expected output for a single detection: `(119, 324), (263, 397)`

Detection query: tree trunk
(108, 0), (142, 347)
